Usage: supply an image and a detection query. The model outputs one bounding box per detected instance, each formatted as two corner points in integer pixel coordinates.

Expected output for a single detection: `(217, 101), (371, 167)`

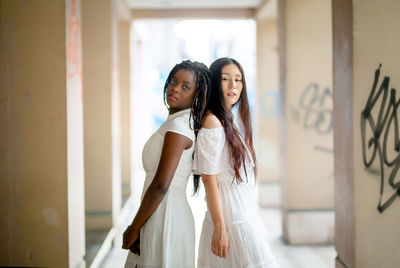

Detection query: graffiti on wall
(361, 64), (400, 213)
(299, 83), (333, 134)
(291, 83), (333, 153)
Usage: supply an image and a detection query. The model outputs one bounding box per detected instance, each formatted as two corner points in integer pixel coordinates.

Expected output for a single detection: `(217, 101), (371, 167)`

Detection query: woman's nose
(171, 84), (178, 92)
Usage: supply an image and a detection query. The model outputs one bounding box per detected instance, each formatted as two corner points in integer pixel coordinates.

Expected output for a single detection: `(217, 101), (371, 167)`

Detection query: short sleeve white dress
(193, 126), (278, 268)
(125, 109), (196, 268)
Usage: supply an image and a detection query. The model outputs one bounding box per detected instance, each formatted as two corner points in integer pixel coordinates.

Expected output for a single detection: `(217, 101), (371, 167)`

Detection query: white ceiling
(127, 0), (264, 9)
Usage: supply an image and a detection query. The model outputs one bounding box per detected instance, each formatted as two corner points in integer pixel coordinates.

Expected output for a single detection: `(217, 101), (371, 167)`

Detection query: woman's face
(220, 64), (243, 109)
(166, 69), (197, 113)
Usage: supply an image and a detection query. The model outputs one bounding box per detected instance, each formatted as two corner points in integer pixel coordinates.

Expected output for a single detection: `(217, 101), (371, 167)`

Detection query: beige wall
(82, 0), (116, 229)
(111, 0), (122, 225)
(353, 0), (400, 267)
(285, 0), (333, 209)
(82, 0), (130, 230)
(119, 20), (131, 200)
(334, 0), (400, 267)
(256, 14), (281, 207)
(280, 0), (334, 244)
(0, 0), (85, 266)
(256, 18), (280, 183)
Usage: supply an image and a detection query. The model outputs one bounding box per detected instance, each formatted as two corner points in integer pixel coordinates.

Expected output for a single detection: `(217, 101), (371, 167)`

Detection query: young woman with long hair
(122, 60), (211, 268)
(194, 58), (277, 267)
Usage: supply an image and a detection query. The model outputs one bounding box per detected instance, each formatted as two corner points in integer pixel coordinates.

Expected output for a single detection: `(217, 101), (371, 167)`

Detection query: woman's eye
(170, 79), (177, 85)
(235, 79), (242, 82)
(183, 85), (190, 90)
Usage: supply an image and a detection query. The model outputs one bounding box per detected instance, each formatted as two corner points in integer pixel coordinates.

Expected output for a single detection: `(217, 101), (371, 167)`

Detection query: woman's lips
(167, 94), (178, 102)
(227, 92), (237, 97)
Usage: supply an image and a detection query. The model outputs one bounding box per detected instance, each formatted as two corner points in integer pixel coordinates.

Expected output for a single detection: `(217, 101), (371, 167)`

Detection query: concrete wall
(82, 0), (121, 229)
(280, 0), (334, 244)
(332, 0), (354, 266)
(353, 1), (400, 264)
(119, 20), (131, 200)
(0, 0), (85, 267)
(256, 16), (281, 207)
(334, 0), (400, 267)
(82, 0), (130, 230)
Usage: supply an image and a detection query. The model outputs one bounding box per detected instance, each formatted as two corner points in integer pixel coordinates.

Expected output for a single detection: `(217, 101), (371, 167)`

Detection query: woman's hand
(201, 173), (229, 258)
(130, 233), (140, 255)
(122, 225), (140, 255)
(211, 226), (230, 258)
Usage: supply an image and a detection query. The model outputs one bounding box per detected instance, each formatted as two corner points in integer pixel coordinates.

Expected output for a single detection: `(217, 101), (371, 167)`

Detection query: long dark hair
(206, 57), (257, 185)
(163, 60), (212, 191)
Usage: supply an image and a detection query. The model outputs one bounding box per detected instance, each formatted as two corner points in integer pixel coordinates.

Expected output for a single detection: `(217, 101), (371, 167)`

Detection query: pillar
(119, 20), (131, 201)
(279, 0), (334, 244)
(256, 1), (280, 207)
(0, 0), (85, 267)
(333, 0), (400, 267)
(82, 0), (121, 229)
(130, 22), (148, 206)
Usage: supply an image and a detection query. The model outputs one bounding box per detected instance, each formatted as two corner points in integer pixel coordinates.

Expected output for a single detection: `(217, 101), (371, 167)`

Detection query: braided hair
(163, 60), (212, 192)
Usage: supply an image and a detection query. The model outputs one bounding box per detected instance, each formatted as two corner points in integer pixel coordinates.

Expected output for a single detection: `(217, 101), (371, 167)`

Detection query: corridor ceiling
(127, 0), (264, 9)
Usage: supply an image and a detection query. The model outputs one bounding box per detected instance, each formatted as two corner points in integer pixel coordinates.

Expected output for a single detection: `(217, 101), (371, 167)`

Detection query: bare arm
(202, 174), (230, 258)
(200, 112), (230, 258)
(122, 131), (192, 251)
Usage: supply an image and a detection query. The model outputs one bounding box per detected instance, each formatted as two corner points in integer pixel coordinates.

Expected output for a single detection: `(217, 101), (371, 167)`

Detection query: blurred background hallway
(1, 0), (400, 267)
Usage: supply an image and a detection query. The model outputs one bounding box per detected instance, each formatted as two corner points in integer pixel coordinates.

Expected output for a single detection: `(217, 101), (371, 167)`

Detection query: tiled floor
(258, 209), (335, 268)
(99, 187), (336, 268)
(86, 230), (109, 266)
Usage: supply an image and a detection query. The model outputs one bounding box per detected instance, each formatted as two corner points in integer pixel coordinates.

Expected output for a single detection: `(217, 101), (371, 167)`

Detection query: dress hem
(197, 260), (277, 268)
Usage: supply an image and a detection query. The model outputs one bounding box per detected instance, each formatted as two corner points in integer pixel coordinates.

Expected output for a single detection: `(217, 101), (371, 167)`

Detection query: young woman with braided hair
(194, 58), (278, 267)
(122, 60), (211, 268)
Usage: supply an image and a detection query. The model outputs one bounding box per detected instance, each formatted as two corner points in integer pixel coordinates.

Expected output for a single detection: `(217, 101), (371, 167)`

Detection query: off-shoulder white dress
(193, 127), (278, 268)
(125, 109), (196, 268)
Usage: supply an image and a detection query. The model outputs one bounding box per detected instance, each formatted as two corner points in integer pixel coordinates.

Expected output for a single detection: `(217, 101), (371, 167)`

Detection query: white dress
(193, 127), (278, 268)
(125, 109), (196, 268)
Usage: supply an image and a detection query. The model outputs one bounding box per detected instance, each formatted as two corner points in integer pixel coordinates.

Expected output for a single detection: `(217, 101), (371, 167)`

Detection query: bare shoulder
(202, 112), (222, 129)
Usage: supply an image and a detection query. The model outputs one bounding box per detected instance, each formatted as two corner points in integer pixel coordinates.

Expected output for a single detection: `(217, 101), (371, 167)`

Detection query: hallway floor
(99, 188), (336, 268)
